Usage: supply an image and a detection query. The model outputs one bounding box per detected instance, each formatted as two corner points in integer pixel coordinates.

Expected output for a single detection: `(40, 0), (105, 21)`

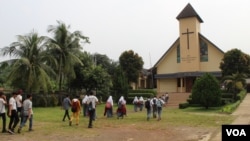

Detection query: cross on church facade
(182, 28), (194, 49)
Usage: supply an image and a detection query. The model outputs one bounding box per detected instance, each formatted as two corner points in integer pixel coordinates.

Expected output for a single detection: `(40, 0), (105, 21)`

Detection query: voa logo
(226, 129), (246, 136)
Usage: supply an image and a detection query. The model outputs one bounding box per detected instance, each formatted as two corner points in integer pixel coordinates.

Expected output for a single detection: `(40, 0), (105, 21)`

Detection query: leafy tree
(47, 21), (90, 91)
(69, 52), (112, 99)
(119, 50), (144, 84)
(1, 31), (56, 93)
(221, 72), (247, 100)
(191, 73), (221, 109)
(0, 62), (10, 87)
(112, 65), (129, 101)
(220, 48), (250, 77)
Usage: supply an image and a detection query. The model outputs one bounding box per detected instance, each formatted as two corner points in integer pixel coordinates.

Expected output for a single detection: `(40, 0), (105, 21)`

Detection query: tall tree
(112, 65), (129, 100)
(47, 21), (90, 91)
(220, 48), (250, 77)
(119, 50), (144, 85)
(1, 31), (56, 93)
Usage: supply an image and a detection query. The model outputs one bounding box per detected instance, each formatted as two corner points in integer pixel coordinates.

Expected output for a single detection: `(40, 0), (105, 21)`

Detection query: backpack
(71, 100), (78, 112)
(145, 100), (150, 109)
(88, 101), (93, 111)
(156, 99), (162, 107)
(153, 99), (157, 107)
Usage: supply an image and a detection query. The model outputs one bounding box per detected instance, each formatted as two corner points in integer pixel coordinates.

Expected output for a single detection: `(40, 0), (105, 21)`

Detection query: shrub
(191, 73), (221, 109)
(179, 102), (189, 109)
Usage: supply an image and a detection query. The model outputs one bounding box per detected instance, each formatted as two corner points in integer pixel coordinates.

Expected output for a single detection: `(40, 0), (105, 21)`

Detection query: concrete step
(165, 93), (191, 108)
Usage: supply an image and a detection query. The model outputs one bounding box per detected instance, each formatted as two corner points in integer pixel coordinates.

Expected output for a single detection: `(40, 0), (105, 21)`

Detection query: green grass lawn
(2, 104), (235, 137)
(33, 104), (234, 128)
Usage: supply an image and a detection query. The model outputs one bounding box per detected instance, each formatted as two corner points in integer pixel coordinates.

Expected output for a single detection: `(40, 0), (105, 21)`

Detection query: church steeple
(176, 3), (203, 23)
(177, 3), (203, 72)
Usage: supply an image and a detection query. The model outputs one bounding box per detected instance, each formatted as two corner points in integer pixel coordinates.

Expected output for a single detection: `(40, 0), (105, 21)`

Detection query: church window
(200, 39), (208, 62)
(177, 44), (180, 63)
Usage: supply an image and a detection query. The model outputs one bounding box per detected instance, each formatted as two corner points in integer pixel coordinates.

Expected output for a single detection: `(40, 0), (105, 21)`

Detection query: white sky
(1, 0), (250, 69)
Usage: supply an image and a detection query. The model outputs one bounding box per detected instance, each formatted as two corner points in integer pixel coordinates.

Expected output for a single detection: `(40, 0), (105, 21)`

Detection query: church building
(154, 3), (224, 93)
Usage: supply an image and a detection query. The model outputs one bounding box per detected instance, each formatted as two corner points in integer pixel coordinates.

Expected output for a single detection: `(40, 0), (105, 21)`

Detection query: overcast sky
(1, 0), (250, 69)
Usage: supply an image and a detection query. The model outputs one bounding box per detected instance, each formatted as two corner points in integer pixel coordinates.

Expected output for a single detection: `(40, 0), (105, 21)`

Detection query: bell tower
(176, 3), (203, 72)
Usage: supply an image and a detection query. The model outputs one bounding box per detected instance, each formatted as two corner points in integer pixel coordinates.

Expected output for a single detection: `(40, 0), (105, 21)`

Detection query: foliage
(128, 89), (157, 96)
(221, 100), (241, 114)
(179, 102), (189, 109)
(47, 21), (90, 91)
(0, 62), (11, 87)
(191, 73), (221, 109)
(235, 89), (247, 101)
(220, 48), (250, 77)
(221, 72), (247, 100)
(119, 50), (144, 84)
(112, 65), (129, 101)
(1, 31), (57, 93)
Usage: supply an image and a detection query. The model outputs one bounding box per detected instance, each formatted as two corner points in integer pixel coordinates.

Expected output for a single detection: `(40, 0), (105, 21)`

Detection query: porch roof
(154, 71), (222, 79)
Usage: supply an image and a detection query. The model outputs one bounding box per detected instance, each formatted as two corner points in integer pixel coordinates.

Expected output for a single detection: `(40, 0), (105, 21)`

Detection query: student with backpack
(156, 97), (165, 121)
(151, 96), (158, 118)
(86, 91), (98, 128)
(69, 96), (81, 126)
(144, 98), (152, 121)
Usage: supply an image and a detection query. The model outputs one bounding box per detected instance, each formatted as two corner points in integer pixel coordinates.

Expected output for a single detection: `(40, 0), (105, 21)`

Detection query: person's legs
(66, 109), (70, 120)
(8, 110), (15, 130)
(18, 116), (28, 133)
(88, 109), (94, 128)
(75, 112), (79, 125)
(62, 110), (67, 121)
(134, 104), (137, 112)
(69, 112), (74, 126)
(146, 108), (151, 120)
(1, 113), (7, 132)
(107, 109), (112, 117)
(17, 107), (22, 122)
(84, 104), (88, 116)
(29, 115), (33, 131)
(12, 111), (20, 130)
(157, 107), (162, 121)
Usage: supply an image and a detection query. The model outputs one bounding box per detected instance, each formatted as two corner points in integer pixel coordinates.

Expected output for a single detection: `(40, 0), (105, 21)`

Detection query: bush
(221, 100), (241, 114)
(191, 73), (221, 109)
(179, 102), (189, 109)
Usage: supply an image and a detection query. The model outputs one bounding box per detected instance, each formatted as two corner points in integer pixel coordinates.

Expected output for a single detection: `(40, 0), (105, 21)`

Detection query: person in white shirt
(15, 89), (23, 120)
(81, 95), (88, 117)
(18, 94), (33, 133)
(138, 96), (144, 111)
(86, 91), (98, 128)
(132, 96), (139, 112)
(8, 92), (20, 134)
(104, 96), (113, 118)
(117, 96), (127, 119)
(0, 91), (7, 133)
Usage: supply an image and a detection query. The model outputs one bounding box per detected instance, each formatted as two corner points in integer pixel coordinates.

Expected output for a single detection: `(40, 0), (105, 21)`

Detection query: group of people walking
(0, 89), (34, 134)
(133, 95), (166, 121)
(1, 89), (168, 133)
(62, 91), (99, 128)
(62, 93), (129, 128)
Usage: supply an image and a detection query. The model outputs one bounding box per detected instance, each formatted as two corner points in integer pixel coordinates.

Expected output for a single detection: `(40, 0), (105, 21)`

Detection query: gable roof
(154, 38), (179, 68)
(153, 33), (224, 68)
(176, 3), (203, 23)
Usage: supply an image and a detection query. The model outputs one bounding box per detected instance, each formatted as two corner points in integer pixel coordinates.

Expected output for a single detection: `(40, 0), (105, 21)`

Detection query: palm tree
(47, 21), (90, 91)
(1, 31), (57, 93)
(222, 72), (247, 100)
